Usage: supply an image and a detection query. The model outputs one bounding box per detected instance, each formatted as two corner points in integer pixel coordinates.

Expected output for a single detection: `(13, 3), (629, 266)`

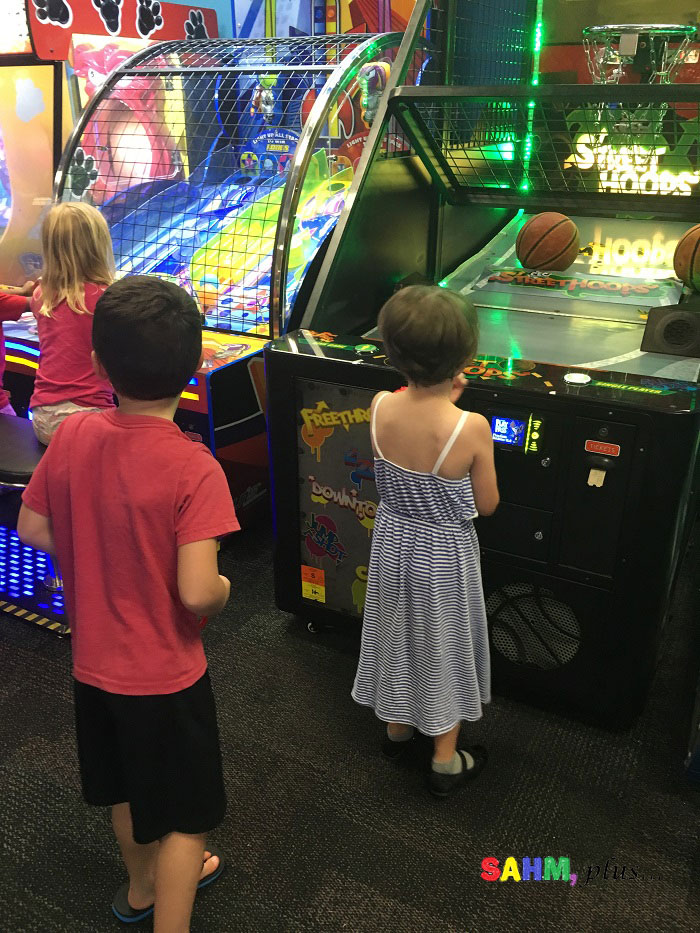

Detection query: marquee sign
(562, 104), (700, 199)
(566, 131), (700, 197)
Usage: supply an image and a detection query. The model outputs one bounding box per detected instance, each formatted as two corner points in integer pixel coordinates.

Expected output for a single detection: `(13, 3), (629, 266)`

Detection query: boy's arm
(175, 448), (239, 617)
(17, 504), (56, 555)
(177, 538), (230, 617)
(18, 431), (55, 553)
(0, 291), (30, 322)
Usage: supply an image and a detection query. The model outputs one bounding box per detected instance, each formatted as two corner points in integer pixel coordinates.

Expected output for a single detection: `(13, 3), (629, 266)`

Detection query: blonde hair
(38, 202), (115, 317)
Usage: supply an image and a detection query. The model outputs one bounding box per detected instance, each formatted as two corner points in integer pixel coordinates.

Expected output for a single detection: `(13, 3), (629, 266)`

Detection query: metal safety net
(387, 84), (700, 216)
(55, 36), (401, 337)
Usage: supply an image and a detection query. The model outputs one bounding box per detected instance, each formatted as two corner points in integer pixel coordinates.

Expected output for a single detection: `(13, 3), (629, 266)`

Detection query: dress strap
(432, 411), (469, 475)
(370, 392), (390, 459)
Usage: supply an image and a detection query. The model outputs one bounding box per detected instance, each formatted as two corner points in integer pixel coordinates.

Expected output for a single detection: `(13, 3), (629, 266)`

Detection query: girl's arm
(469, 414), (500, 516)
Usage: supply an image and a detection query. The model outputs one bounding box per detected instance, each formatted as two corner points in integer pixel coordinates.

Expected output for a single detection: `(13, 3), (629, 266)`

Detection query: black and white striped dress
(352, 393), (491, 735)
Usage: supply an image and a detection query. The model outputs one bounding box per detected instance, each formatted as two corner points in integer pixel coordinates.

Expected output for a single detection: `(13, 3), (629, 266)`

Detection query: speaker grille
(663, 317), (696, 349)
(486, 583), (581, 670)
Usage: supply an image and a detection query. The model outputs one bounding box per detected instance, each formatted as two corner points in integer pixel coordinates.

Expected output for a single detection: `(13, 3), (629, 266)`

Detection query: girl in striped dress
(352, 286), (499, 797)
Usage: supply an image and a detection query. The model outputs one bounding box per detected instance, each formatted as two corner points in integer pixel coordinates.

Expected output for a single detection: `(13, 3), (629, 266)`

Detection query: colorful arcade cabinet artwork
(0, 0), (218, 403)
(238, 0), (415, 39)
(0, 1), (220, 285)
(265, 3), (700, 728)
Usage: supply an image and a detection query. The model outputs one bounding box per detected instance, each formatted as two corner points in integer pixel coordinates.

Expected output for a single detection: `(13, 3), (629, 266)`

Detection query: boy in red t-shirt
(0, 282), (36, 414)
(18, 276), (239, 930)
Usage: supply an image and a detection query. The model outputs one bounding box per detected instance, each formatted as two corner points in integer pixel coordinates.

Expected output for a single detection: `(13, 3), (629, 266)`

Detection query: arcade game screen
(491, 416), (526, 447)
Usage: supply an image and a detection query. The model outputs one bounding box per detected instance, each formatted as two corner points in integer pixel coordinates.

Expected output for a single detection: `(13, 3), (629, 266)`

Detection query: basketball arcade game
(5, 34), (403, 525)
(0, 1), (74, 634)
(265, 8), (700, 727)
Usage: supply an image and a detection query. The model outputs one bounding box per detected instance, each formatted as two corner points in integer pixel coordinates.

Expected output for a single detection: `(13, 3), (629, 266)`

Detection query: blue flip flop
(197, 847), (226, 890)
(112, 848), (226, 923)
(111, 884), (154, 925)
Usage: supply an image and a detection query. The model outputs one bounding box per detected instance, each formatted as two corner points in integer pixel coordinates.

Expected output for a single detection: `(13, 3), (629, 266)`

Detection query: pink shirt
(0, 293), (28, 410)
(30, 283), (115, 410)
(23, 410), (240, 695)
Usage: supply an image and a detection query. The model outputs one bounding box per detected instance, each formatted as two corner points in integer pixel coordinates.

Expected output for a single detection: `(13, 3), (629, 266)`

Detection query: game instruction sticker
(240, 129), (300, 176)
(301, 565), (326, 603)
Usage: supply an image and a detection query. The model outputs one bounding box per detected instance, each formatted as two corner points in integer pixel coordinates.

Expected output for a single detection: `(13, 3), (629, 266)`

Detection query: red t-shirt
(23, 410), (240, 695)
(0, 293), (29, 410)
(30, 284), (115, 410)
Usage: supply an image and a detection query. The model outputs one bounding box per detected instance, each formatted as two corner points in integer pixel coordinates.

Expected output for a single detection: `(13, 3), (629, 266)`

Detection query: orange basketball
(673, 224), (700, 291)
(516, 212), (580, 271)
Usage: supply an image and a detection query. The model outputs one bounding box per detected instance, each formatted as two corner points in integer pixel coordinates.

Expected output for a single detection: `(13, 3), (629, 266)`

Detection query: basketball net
(582, 24), (696, 160)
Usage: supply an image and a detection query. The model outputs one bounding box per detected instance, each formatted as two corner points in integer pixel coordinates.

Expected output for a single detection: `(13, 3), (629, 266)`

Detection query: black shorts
(73, 671), (226, 845)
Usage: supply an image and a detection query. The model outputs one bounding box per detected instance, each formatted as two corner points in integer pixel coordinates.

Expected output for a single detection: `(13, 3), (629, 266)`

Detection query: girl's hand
(0, 280), (36, 296)
(450, 372), (467, 403)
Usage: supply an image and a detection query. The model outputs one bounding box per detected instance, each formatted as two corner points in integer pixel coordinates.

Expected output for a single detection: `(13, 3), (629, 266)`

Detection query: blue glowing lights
(0, 525), (65, 617)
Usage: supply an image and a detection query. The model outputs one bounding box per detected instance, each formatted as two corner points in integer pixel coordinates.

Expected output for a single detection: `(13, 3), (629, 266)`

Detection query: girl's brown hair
(378, 285), (478, 386)
(38, 202), (115, 317)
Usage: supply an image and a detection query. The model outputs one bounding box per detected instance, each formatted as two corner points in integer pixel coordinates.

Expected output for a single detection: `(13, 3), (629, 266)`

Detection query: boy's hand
(178, 541), (231, 616)
(450, 372), (467, 403)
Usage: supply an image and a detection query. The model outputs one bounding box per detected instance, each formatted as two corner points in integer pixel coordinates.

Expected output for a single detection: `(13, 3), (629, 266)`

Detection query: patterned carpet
(0, 521), (698, 932)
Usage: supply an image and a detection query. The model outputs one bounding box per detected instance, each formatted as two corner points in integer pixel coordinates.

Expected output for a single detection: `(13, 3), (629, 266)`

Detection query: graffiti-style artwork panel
(297, 378), (376, 617)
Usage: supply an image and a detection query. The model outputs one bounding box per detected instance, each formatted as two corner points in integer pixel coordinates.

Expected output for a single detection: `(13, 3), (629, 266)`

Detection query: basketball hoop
(583, 24), (695, 85)
(582, 23), (696, 139)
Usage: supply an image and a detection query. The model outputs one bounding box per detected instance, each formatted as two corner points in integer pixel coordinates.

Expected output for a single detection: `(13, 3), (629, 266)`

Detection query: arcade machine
(0, 6), (170, 634)
(0, 1), (74, 634)
(5, 33), (404, 527)
(265, 3), (700, 728)
(0, 32), (405, 635)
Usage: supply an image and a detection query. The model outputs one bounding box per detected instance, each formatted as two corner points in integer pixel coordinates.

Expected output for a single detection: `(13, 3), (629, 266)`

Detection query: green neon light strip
(521, 6), (544, 191)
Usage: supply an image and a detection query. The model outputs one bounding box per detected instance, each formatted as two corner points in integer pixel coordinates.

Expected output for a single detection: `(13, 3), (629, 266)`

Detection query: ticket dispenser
(560, 418), (639, 578)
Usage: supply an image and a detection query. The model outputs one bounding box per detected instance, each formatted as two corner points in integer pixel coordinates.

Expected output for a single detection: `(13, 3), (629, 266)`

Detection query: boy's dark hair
(378, 285), (478, 386)
(93, 276), (202, 400)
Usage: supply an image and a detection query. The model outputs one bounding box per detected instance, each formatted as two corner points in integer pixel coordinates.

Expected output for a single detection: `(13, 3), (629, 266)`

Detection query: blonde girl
(30, 202), (116, 444)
